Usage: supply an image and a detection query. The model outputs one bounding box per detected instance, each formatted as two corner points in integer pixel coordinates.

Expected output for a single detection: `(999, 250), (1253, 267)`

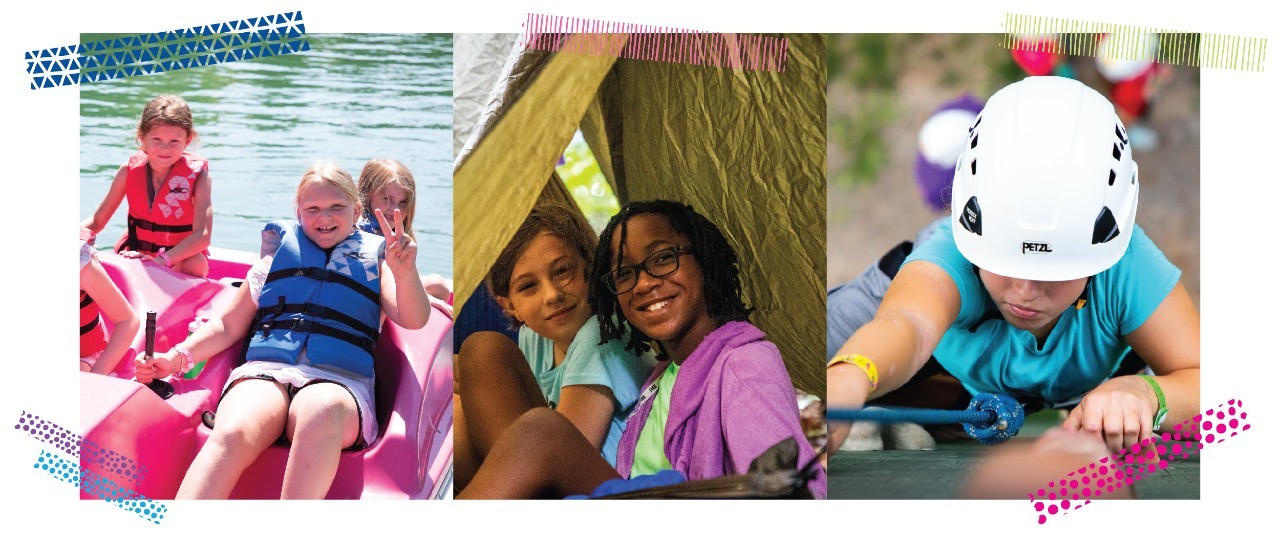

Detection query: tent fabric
(454, 33), (623, 313)
(452, 33), (520, 157)
(455, 32), (825, 397)
(583, 33), (827, 395)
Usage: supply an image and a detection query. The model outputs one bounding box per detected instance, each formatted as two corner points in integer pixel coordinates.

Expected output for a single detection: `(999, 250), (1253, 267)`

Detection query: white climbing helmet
(950, 76), (1139, 281)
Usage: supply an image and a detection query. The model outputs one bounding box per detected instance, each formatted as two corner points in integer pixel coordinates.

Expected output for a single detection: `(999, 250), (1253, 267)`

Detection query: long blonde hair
(358, 159), (417, 240)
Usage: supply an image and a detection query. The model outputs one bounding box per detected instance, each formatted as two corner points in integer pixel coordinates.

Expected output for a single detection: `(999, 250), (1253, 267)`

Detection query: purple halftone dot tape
(1031, 399), (1249, 525)
(83, 440), (147, 483)
(15, 411), (81, 457)
(14, 410), (146, 483)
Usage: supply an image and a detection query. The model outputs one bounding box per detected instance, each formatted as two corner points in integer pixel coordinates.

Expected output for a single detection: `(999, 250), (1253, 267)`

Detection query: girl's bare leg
(280, 382), (360, 499)
(459, 407), (621, 499)
(177, 379), (288, 499)
(453, 394), (481, 491)
(457, 332), (546, 462)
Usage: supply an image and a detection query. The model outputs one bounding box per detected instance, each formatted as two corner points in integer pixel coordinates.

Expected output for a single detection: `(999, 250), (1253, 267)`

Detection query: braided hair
(588, 200), (752, 357)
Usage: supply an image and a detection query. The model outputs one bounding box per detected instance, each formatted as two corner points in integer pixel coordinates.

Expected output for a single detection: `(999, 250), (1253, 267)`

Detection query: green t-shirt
(630, 362), (679, 476)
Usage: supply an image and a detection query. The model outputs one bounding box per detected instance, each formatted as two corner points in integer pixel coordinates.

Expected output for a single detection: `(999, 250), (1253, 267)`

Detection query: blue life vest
(247, 221), (385, 377)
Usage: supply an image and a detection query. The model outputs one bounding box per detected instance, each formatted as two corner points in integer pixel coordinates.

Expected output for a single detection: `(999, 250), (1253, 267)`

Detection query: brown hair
(135, 94), (197, 147)
(486, 204), (598, 325)
(358, 159), (417, 240)
(296, 161), (361, 215)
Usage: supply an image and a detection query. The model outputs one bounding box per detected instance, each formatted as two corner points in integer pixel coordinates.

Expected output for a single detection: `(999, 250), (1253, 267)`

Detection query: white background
(0, 0), (1272, 531)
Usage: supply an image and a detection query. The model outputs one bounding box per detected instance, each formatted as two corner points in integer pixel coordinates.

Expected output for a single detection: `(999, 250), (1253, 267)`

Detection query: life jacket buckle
(289, 317), (311, 333)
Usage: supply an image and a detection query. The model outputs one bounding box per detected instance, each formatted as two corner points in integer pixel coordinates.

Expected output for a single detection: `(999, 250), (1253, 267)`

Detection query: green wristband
(1138, 374), (1168, 431)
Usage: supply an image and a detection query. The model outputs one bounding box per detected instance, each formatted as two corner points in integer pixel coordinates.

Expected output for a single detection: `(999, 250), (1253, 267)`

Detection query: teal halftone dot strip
(26, 11), (309, 90)
(33, 450), (80, 488)
(1001, 12), (1267, 72)
(81, 468), (168, 525)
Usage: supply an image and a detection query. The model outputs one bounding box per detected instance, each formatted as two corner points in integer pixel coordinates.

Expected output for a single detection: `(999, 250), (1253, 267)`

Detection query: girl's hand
(134, 350), (177, 384)
(118, 250), (157, 262)
(825, 363), (873, 460)
(1062, 375), (1158, 453)
(375, 208), (418, 279)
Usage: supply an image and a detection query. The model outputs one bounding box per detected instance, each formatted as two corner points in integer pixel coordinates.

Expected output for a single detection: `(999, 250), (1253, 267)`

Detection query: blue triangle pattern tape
(30, 11), (309, 90)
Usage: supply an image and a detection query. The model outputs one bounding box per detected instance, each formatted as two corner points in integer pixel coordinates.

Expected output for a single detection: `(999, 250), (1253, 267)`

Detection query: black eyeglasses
(601, 246), (693, 295)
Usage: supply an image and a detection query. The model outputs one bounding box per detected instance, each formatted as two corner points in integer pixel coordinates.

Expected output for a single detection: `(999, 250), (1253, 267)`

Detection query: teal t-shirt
(518, 319), (647, 466)
(630, 362), (679, 476)
(904, 221), (1180, 404)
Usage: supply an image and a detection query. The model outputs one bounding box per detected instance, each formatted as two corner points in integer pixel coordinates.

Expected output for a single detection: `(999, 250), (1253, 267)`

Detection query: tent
(453, 32), (826, 397)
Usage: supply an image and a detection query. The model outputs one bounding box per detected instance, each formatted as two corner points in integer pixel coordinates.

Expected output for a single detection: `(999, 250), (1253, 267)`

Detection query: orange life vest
(80, 290), (107, 356)
(121, 151), (207, 255)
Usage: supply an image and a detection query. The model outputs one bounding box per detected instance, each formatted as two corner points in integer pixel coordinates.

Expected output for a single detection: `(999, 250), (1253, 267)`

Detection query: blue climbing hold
(963, 393), (1024, 445)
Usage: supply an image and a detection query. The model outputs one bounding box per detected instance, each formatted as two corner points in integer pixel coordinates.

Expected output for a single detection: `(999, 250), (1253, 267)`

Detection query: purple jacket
(614, 321), (827, 498)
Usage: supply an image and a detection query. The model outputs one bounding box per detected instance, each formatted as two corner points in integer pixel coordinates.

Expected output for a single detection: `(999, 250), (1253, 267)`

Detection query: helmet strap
(1075, 277), (1094, 310)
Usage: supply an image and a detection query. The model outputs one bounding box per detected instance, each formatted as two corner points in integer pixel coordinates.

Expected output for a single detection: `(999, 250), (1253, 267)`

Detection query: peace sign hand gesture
(375, 208), (419, 279)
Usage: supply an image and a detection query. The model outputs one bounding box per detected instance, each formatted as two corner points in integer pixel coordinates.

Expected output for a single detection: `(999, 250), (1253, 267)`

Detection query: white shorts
(223, 361), (379, 449)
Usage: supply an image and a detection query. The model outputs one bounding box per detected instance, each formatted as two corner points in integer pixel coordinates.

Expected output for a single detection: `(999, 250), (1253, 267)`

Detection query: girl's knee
(458, 332), (521, 374)
(288, 384), (359, 444)
(508, 407), (570, 441)
(176, 253), (209, 278)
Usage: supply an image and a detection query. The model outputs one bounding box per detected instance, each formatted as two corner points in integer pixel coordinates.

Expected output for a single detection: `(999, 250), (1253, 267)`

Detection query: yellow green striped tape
(1002, 13), (1267, 72)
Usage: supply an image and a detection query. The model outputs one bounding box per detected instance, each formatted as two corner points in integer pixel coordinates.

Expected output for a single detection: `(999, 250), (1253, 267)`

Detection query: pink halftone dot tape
(1032, 399), (1250, 525)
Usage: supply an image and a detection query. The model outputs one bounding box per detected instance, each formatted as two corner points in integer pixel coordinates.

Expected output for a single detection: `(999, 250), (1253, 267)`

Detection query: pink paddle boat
(79, 248), (454, 499)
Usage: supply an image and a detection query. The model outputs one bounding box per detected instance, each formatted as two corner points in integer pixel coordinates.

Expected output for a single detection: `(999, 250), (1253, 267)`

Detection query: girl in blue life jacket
(827, 76), (1200, 457)
(134, 162), (432, 499)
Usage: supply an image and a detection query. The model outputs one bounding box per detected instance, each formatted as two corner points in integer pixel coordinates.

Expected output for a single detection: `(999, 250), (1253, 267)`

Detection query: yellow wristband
(827, 354), (878, 391)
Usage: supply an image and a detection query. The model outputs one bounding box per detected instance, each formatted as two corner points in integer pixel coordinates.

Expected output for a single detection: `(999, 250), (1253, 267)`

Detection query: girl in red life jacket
(357, 159), (453, 303)
(80, 228), (140, 376)
(81, 94), (213, 278)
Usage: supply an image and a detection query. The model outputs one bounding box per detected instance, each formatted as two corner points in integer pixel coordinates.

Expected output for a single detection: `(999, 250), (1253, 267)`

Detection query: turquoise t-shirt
(904, 221), (1181, 404)
(518, 319), (647, 466)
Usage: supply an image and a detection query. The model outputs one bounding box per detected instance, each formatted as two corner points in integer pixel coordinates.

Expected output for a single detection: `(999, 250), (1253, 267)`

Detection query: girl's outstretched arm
(82, 166), (128, 235)
(1065, 281), (1200, 451)
(81, 257), (139, 375)
(826, 260), (960, 455)
(134, 279), (257, 381)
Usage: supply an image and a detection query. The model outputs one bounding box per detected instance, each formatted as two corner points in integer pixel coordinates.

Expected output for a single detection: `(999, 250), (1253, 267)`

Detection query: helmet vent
(970, 158), (977, 175)
(969, 116), (982, 134)
(1112, 143), (1122, 161)
(1115, 124), (1128, 145)
(1092, 206), (1120, 244)
(959, 196), (983, 236)
(1108, 169), (1116, 186)
(970, 133), (978, 149)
